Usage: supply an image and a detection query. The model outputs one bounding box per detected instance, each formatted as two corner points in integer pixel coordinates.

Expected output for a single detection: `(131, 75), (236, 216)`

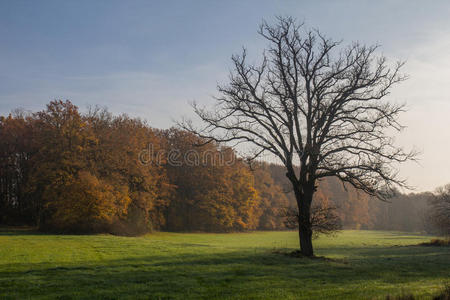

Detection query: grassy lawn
(0, 229), (448, 299)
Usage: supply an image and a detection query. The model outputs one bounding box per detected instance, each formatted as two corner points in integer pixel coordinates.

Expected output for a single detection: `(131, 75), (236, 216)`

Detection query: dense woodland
(0, 100), (445, 235)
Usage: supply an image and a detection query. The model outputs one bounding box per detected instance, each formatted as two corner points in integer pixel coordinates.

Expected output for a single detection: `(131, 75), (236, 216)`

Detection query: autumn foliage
(0, 101), (437, 234)
(0, 101), (261, 233)
(160, 128), (260, 232)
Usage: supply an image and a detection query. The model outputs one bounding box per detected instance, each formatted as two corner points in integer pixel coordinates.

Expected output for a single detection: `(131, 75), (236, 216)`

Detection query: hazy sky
(1, 0), (450, 192)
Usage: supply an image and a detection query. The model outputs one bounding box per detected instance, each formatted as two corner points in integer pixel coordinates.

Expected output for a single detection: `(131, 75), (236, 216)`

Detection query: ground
(0, 229), (448, 299)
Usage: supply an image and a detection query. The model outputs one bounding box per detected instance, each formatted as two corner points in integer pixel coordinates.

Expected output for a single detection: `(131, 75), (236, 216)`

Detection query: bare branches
(282, 204), (342, 237)
(180, 16), (415, 200)
(426, 184), (450, 236)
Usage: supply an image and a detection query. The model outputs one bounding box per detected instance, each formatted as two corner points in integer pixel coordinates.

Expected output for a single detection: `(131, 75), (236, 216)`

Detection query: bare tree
(182, 16), (416, 256)
(427, 184), (450, 236)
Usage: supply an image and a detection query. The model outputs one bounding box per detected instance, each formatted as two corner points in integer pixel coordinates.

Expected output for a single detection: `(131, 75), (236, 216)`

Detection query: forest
(0, 100), (444, 235)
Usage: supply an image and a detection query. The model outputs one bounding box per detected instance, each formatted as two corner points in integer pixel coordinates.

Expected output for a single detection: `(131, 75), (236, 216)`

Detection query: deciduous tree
(183, 17), (416, 256)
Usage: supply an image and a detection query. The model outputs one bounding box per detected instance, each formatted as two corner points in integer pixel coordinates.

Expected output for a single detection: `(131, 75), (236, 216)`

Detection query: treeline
(0, 100), (443, 234)
(1, 101), (167, 234)
(0, 100), (264, 234)
(265, 164), (433, 233)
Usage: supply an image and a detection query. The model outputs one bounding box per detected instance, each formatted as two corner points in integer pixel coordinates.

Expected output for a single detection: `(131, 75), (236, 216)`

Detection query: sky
(1, 0), (450, 192)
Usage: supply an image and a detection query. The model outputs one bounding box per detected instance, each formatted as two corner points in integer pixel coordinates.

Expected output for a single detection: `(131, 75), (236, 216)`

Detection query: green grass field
(0, 230), (448, 299)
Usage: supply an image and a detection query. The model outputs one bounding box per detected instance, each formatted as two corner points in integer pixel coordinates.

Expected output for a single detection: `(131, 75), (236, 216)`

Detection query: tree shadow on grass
(0, 244), (448, 299)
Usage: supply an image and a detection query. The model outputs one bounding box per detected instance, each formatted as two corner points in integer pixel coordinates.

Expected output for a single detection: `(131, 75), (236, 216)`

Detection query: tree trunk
(298, 217), (313, 256)
(295, 188), (314, 256)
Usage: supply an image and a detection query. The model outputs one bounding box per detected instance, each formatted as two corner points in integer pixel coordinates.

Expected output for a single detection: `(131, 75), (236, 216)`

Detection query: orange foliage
(0, 100), (432, 234)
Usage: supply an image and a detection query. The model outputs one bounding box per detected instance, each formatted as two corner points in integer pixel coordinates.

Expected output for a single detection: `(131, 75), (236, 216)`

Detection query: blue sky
(1, 0), (450, 191)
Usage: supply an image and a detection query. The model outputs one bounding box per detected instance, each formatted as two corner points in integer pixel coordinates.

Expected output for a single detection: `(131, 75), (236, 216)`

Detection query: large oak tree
(183, 17), (416, 256)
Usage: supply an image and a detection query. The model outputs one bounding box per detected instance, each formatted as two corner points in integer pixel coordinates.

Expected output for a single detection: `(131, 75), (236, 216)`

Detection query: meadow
(0, 229), (448, 299)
